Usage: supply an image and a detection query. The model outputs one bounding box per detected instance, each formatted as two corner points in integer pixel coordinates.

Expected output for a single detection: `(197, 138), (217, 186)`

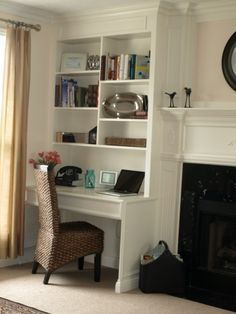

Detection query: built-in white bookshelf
(53, 31), (153, 195)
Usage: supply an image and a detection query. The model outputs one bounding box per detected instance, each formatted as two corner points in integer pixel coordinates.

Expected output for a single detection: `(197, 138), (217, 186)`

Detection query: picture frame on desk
(60, 53), (87, 72)
(99, 170), (118, 186)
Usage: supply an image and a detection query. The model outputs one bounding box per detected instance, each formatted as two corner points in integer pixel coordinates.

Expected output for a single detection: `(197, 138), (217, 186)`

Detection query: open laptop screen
(114, 169), (145, 193)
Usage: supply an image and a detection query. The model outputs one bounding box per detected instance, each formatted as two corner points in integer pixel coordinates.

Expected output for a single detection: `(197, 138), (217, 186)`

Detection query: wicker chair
(32, 169), (104, 284)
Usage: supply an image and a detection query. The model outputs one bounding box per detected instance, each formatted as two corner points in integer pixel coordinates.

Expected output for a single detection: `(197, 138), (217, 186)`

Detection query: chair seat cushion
(57, 221), (104, 257)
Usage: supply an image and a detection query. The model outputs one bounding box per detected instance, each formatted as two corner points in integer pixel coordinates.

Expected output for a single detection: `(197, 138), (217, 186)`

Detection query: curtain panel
(0, 26), (31, 258)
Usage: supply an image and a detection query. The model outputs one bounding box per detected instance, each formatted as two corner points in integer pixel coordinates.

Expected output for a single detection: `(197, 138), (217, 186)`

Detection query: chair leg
(32, 261), (39, 274)
(43, 271), (52, 284)
(94, 253), (101, 282)
(78, 257), (84, 270)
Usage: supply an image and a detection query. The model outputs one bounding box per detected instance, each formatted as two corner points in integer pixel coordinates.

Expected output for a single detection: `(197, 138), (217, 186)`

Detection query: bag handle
(158, 240), (169, 250)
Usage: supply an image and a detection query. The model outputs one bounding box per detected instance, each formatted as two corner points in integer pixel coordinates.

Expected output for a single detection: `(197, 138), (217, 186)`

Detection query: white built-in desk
(26, 185), (156, 293)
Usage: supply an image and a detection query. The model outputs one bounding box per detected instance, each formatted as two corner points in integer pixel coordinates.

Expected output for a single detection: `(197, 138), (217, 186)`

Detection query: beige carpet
(0, 262), (233, 314)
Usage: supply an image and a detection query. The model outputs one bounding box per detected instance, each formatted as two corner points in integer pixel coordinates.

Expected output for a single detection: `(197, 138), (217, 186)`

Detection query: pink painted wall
(193, 19), (236, 102)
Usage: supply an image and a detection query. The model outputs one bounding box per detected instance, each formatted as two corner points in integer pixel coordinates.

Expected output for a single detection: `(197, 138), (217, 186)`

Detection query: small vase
(35, 164), (55, 172)
(85, 169), (95, 188)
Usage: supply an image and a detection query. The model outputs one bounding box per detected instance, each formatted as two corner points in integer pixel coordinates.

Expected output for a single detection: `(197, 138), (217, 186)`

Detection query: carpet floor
(0, 262), (233, 314)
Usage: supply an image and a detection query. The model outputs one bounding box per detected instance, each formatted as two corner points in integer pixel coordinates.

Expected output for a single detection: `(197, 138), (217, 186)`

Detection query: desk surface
(27, 185), (148, 201)
(26, 185), (152, 220)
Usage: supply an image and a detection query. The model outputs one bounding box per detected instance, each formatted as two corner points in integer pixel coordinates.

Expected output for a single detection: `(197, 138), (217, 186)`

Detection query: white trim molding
(192, 0), (236, 22)
(159, 0), (236, 22)
(0, 0), (54, 23)
(55, 0), (160, 23)
(1, 0), (236, 25)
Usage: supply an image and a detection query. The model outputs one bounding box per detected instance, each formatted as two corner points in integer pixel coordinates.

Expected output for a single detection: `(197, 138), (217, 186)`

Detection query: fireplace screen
(209, 220), (236, 273)
(178, 163), (236, 310)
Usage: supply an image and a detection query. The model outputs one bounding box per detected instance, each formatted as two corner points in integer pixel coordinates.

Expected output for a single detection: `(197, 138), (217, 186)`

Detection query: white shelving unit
(53, 30), (153, 195)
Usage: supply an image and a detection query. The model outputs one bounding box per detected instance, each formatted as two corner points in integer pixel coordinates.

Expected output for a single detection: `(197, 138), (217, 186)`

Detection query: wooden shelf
(99, 118), (148, 122)
(100, 79), (149, 85)
(53, 142), (147, 151)
(56, 70), (99, 76)
(54, 107), (98, 111)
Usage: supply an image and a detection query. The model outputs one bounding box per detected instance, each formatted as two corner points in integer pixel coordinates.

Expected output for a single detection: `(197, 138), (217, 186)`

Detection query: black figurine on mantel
(165, 92), (177, 108)
(184, 87), (192, 108)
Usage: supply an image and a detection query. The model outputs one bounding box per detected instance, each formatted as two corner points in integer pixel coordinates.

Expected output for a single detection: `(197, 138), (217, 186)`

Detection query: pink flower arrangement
(29, 151), (61, 168)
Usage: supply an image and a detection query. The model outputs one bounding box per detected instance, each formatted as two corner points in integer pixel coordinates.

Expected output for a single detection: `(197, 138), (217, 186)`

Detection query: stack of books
(100, 54), (150, 81)
(55, 77), (98, 107)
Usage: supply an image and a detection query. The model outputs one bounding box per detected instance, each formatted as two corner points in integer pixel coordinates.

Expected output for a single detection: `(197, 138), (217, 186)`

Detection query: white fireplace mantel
(156, 106), (236, 254)
(160, 107), (236, 166)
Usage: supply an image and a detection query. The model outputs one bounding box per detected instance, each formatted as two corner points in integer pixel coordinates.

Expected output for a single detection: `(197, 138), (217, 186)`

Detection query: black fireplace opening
(178, 163), (236, 311)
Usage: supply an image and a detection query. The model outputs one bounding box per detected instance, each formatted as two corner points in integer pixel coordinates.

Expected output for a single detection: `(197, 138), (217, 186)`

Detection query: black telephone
(55, 166), (82, 186)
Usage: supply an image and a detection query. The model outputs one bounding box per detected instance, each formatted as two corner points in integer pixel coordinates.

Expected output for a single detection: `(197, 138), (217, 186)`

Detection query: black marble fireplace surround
(178, 163), (236, 311)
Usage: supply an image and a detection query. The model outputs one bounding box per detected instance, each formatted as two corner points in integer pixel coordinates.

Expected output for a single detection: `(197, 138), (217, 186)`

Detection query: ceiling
(3, 0), (219, 16)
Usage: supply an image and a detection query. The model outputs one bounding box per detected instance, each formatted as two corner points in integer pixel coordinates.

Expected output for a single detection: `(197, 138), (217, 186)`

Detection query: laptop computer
(97, 169), (145, 197)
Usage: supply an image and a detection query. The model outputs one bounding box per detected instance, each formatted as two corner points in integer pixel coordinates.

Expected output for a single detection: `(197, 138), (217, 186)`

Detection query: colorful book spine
(134, 55), (150, 79)
(61, 78), (68, 107)
(116, 55), (121, 80)
(123, 54), (129, 80)
(55, 84), (60, 106)
(129, 54), (136, 80)
(100, 55), (106, 80)
(119, 54), (125, 80)
(87, 85), (98, 107)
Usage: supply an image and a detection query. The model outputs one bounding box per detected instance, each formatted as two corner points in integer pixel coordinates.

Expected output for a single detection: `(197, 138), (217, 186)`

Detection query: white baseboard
(85, 254), (119, 269)
(115, 273), (139, 293)
(0, 246), (118, 270)
(0, 246), (34, 268)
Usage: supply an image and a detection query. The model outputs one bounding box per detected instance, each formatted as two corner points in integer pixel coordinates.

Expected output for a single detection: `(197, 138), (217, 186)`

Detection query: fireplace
(178, 163), (236, 311)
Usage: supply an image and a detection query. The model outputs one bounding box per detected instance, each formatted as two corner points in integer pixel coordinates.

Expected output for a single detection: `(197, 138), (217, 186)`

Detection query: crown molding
(159, 1), (193, 16)
(0, 0), (159, 25)
(54, 0), (159, 23)
(0, 0), (235, 25)
(159, 0), (236, 22)
(0, 0), (54, 23)
(192, 0), (236, 22)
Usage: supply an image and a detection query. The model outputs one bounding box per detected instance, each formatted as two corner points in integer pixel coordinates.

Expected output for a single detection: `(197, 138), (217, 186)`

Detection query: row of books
(55, 78), (98, 107)
(100, 54), (150, 81)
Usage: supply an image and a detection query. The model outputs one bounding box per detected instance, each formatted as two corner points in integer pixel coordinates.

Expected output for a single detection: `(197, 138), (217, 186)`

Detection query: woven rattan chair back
(34, 169), (60, 234)
(32, 168), (104, 284)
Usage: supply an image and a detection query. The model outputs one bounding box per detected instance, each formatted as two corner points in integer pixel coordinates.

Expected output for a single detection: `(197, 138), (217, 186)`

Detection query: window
(0, 31), (6, 116)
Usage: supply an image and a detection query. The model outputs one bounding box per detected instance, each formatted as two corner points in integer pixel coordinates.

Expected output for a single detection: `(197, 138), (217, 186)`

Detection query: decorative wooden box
(56, 132), (88, 143)
(105, 137), (146, 147)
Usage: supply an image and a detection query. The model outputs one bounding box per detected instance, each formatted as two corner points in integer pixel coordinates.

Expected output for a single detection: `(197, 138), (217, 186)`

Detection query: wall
(27, 22), (55, 185)
(0, 11), (54, 266)
(0, 11), (54, 185)
(193, 19), (236, 103)
(26, 24), (56, 262)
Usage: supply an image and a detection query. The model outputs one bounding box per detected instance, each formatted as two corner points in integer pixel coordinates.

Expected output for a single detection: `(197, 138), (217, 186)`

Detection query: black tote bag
(139, 240), (185, 296)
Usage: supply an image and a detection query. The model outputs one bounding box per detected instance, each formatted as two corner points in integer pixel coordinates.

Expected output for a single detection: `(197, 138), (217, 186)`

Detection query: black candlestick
(165, 92), (177, 108)
(184, 87), (192, 108)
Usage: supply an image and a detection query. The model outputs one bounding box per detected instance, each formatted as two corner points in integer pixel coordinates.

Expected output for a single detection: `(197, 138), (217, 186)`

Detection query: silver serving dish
(102, 93), (143, 118)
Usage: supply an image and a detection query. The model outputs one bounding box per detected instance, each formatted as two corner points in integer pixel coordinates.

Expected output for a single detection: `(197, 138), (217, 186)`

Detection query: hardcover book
(100, 55), (106, 80)
(134, 55), (150, 79)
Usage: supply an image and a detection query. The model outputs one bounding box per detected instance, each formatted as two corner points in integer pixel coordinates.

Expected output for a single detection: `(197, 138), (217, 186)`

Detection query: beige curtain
(0, 26), (31, 258)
